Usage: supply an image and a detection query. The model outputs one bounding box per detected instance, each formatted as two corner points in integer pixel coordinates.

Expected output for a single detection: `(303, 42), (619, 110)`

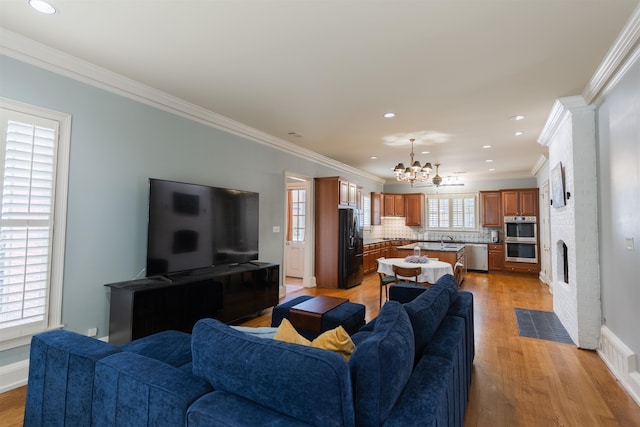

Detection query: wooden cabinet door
(481, 191), (502, 227)
(393, 194), (405, 216)
(383, 194), (395, 216)
(404, 193), (424, 226)
(502, 189), (538, 216)
(488, 244), (504, 271)
(519, 190), (538, 216)
(348, 182), (358, 206)
(339, 180), (349, 205)
(502, 190), (519, 216)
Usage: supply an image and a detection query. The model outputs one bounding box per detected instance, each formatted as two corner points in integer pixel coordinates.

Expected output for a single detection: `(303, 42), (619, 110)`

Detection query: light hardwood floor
(2, 271), (639, 426)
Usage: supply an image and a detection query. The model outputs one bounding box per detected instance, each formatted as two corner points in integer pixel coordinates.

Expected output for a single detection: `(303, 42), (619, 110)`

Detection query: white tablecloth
(377, 258), (453, 284)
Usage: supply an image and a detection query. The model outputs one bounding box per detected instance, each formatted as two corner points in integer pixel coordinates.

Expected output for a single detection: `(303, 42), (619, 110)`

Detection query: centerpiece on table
(404, 255), (429, 264)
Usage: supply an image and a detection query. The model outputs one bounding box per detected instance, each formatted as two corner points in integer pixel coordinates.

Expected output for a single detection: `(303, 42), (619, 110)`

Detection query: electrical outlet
(273, 226), (280, 233)
(87, 327), (98, 337)
(626, 237), (634, 251)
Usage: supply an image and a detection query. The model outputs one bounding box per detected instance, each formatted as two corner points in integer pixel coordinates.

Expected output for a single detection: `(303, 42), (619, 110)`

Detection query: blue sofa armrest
(92, 351), (212, 427)
(24, 330), (121, 427)
(192, 318), (355, 427)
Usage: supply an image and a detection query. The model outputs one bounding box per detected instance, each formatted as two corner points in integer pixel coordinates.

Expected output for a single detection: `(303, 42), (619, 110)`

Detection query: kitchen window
(0, 99), (70, 350)
(427, 193), (477, 231)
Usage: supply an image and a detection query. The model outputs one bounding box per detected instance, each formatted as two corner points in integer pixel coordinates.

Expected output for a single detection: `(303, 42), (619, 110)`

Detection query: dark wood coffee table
(289, 296), (348, 333)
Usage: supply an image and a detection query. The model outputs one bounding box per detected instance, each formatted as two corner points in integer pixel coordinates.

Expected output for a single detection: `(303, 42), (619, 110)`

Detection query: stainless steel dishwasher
(465, 243), (488, 272)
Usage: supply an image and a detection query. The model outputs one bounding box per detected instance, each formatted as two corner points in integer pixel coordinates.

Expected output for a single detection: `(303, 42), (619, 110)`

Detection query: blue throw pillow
(191, 318), (355, 427)
(349, 301), (414, 427)
(403, 283), (452, 360)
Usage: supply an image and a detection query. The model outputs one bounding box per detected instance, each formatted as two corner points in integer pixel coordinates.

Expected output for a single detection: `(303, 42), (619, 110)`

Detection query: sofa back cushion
(403, 282), (452, 360)
(192, 318), (355, 427)
(348, 301), (414, 427)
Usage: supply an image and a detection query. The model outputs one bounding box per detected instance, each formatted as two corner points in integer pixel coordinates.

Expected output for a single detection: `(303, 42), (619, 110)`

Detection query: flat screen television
(146, 178), (259, 277)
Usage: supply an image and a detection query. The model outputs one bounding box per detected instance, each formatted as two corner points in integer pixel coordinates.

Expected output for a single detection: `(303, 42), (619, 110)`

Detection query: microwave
(504, 216), (536, 242)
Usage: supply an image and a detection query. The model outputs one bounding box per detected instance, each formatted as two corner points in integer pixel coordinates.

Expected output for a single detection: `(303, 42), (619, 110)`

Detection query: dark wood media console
(105, 262), (279, 345)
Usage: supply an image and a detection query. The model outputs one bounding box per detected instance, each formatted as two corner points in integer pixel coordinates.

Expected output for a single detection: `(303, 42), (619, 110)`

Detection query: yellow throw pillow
(274, 318), (311, 346)
(311, 325), (356, 361)
(274, 318), (355, 361)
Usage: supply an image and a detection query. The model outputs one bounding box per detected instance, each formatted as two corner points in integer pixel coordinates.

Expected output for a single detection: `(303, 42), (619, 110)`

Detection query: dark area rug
(514, 308), (574, 345)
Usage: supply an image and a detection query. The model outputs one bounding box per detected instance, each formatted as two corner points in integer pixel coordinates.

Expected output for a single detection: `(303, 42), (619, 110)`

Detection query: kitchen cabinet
(371, 192), (382, 225)
(314, 177), (363, 288)
(339, 179), (360, 207)
(481, 191), (502, 227)
(488, 244), (504, 271)
(383, 194), (405, 217)
(404, 193), (425, 226)
(502, 189), (538, 216)
(503, 261), (540, 274)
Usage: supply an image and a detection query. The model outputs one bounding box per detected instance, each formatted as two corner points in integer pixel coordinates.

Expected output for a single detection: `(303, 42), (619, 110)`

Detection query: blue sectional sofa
(24, 274), (473, 426)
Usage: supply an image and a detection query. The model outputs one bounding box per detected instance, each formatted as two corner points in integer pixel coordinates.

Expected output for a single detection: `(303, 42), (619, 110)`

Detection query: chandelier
(393, 138), (433, 187)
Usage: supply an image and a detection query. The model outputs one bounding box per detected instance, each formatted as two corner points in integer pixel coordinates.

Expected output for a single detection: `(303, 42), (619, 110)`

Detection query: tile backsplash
(365, 216), (497, 243)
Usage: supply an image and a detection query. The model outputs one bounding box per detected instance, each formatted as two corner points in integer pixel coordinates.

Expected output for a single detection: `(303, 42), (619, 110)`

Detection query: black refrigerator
(338, 207), (363, 289)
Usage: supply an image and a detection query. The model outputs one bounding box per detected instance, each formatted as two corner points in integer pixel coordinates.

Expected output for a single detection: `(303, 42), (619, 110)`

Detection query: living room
(0, 1), (639, 425)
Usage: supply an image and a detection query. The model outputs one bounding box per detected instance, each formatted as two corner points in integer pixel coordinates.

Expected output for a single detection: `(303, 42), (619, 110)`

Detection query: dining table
(377, 257), (454, 284)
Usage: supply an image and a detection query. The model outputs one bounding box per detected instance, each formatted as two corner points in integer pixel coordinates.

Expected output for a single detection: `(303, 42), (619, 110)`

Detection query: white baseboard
(598, 325), (640, 406)
(0, 359), (29, 393)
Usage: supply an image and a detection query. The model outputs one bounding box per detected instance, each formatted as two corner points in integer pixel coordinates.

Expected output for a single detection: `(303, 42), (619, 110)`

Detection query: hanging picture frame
(551, 162), (566, 208)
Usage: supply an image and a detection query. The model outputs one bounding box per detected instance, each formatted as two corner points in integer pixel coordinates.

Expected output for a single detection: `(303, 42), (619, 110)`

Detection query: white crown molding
(537, 96), (584, 146)
(0, 28), (384, 185)
(531, 154), (548, 177)
(582, 4), (640, 104)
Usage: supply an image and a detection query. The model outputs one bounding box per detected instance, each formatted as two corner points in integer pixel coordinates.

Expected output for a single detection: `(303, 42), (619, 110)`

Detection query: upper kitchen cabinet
(339, 179), (360, 207)
(383, 194), (405, 217)
(371, 192), (382, 225)
(480, 191), (502, 227)
(502, 189), (538, 216)
(404, 193), (425, 226)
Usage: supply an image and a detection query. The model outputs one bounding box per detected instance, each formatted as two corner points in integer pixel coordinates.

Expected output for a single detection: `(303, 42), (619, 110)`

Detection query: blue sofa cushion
(349, 301), (414, 427)
(188, 391), (313, 426)
(120, 329), (193, 368)
(24, 330), (121, 427)
(191, 318), (355, 427)
(403, 281), (452, 360)
(92, 352), (212, 427)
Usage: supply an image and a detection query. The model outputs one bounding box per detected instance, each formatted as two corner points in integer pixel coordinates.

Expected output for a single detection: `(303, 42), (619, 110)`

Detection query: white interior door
(284, 180), (307, 278)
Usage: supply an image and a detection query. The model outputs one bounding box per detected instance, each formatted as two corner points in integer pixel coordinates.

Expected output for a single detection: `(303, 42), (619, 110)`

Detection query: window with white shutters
(0, 99), (70, 349)
(427, 193), (477, 231)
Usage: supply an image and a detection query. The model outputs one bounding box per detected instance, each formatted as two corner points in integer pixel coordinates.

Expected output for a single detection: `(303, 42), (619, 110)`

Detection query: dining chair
(377, 258), (397, 307)
(392, 265), (422, 285)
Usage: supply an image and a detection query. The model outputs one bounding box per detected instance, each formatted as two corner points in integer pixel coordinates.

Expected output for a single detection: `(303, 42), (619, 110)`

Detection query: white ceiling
(1, 0), (638, 184)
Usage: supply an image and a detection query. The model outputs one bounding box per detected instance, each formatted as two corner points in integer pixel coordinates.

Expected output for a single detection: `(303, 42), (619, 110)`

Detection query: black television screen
(146, 179), (259, 277)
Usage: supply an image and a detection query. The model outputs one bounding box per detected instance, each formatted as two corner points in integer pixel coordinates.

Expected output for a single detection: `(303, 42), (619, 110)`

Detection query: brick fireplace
(538, 96), (601, 349)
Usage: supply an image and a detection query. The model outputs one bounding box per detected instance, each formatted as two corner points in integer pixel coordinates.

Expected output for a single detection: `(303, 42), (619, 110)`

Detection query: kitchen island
(396, 242), (466, 284)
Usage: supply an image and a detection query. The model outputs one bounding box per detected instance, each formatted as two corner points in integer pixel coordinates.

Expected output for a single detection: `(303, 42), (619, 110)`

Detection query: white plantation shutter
(0, 100), (69, 348)
(428, 194), (477, 231)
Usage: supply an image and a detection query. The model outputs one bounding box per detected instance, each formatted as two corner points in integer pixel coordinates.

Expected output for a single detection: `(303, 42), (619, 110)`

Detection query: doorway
(284, 173), (315, 293)
(540, 181), (553, 291)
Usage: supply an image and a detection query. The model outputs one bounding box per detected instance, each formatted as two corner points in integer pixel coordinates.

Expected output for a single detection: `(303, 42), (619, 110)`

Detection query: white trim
(598, 325), (640, 406)
(582, 5), (640, 104)
(0, 97), (70, 350)
(0, 359), (29, 393)
(0, 28), (384, 185)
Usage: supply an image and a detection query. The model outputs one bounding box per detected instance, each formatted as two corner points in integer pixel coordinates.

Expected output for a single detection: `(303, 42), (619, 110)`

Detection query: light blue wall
(596, 56), (640, 357)
(0, 54), (383, 366)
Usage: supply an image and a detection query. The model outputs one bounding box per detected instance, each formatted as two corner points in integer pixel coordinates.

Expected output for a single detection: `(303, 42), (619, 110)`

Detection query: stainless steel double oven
(504, 216), (538, 263)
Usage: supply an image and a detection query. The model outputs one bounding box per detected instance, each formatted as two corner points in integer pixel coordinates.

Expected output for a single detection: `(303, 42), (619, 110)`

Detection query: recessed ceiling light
(489, 168), (496, 171)
(28, 0), (57, 14)
(421, 151), (430, 154)
(383, 112), (396, 118)
(485, 159), (493, 163)
(514, 131), (524, 136)
(482, 145), (492, 149)
(509, 115), (525, 121)
(370, 156), (378, 160)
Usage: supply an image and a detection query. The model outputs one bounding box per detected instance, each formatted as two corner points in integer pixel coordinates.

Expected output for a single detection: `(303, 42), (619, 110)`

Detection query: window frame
(427, 193), (479, 232)
(0, 98), (70, 351)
